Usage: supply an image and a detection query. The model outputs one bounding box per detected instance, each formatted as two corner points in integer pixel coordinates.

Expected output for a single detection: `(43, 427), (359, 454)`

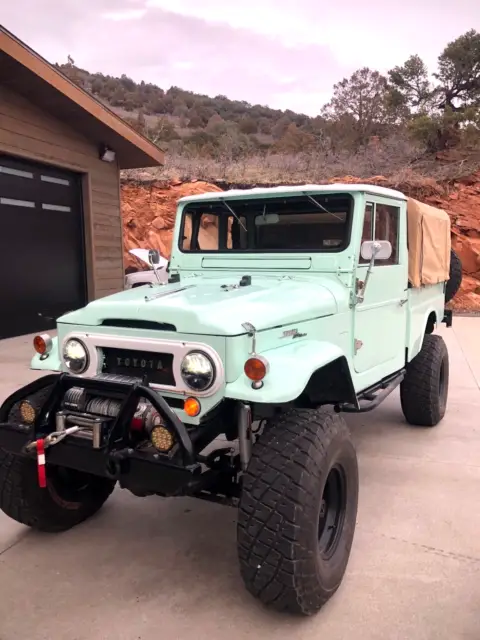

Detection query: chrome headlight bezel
(62, 338), (89, 374)
(180, 351), (215, 392)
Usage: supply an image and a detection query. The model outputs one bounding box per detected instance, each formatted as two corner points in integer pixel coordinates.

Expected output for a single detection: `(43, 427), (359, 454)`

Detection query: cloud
(3, 0), (477, 115)
(101, 9), (147, 21)
(1, 1), (349, 114)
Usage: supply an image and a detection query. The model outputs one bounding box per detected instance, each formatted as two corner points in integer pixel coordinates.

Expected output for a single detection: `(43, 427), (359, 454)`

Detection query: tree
(435, 29), (480, 112)
(119, 74), (136, 92)
(322, 67), (391, 149)
(274, 123), (315, 153)
(187, 113), (203, 128)
(390, 31), (480, 151)
(257, 117), (273, 134)
(272, 115), (292, 139)
(148, 118), (179, 143)
(238, 116), (258, 134)
(388, 54), (435, 113)
(132, 110), (146, 134)
(206, 113), (225, 134)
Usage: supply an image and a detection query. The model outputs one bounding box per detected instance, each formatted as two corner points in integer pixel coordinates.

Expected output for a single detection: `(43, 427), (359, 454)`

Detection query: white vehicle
(124, 248), (169, 289)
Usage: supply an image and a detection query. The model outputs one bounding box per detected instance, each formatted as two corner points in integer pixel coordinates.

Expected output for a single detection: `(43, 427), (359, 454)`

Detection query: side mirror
(360, 240), (392, 262)
(148, 249), (161, 267)
(355, 240), (393, 305)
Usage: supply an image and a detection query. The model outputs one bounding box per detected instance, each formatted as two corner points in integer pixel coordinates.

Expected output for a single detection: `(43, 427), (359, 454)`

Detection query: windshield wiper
(305, 194), (344, 223)
(220, 199), (247, 232)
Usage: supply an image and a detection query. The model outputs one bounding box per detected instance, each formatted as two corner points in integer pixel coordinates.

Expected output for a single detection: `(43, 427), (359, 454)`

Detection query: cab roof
(178, 183), (407, 203)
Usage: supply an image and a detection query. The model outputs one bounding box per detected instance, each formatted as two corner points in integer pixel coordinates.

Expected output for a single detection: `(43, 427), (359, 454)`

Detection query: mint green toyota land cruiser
(0, 184), (462, 616)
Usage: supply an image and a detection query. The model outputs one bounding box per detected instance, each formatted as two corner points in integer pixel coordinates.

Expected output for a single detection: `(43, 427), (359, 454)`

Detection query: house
(0, 26), (164, 339)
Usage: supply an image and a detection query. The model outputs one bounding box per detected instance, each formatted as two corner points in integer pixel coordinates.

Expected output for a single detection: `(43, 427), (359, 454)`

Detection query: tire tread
(0, 448), (115, 532)
(237, 407), (358, 615)
(400, 334), (449, 427)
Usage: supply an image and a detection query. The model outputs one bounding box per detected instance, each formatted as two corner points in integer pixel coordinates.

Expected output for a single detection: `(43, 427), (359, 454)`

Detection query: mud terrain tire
(237, 407), (358, 616)
(445, 250), (462, 303)
(400, 334), (449, 427)
(0, 449), (116, 532)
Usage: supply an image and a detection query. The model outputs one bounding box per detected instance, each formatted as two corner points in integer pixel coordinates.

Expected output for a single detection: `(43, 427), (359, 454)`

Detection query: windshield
(179, 194), (353, 254)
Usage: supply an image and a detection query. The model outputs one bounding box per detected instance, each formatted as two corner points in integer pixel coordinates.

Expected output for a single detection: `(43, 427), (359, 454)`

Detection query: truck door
(353, 198), (408, 375)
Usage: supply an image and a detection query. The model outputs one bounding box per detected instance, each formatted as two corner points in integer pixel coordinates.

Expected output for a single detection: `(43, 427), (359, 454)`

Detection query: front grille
(101, 348), (175, 386)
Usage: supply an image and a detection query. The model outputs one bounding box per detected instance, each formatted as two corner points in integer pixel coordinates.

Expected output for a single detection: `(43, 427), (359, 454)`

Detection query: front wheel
(0, 449), (116, 532)
(237, 407), (359, 616)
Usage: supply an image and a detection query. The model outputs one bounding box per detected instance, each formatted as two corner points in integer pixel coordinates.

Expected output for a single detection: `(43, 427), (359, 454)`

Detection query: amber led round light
(150, 426), (174, 452)
(19, 400), (36, 425)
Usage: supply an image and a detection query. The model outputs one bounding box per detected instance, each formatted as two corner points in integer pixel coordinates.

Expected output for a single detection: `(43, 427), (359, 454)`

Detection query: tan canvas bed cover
(407, 198), (451, 288)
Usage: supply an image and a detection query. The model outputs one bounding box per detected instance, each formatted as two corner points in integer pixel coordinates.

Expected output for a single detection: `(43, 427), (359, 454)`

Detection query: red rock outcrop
(121, 175), (480, 311)
(121, 180), (222, 270)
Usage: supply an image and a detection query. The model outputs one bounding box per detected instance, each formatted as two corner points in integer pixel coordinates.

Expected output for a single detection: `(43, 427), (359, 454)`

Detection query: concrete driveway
(0, 320), (479, 640)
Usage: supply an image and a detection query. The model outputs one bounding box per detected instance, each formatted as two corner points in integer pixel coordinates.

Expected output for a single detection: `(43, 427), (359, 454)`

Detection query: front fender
(30, 337), (62, 372)
(225, 340), (347, 404)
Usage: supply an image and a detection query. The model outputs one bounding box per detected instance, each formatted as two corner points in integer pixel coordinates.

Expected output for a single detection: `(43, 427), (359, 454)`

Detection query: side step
(335, 370), (405, 414)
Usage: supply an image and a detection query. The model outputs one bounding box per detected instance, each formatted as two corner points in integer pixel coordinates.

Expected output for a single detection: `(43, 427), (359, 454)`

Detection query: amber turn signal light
(33, 334), (52, 355)
(244, 356), (268, 382)
(184, 397), (201, 417)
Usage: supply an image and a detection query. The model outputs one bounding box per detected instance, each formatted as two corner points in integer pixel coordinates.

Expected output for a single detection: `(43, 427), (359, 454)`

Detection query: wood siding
(0, 86), (124, 299)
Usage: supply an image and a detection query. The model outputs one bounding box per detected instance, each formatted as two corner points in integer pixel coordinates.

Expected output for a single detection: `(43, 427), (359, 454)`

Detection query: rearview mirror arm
(354, 242), (381, 305)
(148, 249), (163, 286)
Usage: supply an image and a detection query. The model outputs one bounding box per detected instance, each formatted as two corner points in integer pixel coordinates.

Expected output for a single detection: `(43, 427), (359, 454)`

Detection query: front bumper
(0, 373), (209, 497)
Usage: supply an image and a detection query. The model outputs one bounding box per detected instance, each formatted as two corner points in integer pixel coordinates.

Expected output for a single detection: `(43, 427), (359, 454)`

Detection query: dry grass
(122, 136), (480, 194)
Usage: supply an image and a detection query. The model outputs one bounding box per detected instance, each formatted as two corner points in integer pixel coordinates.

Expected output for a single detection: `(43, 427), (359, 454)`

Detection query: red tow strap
(36, 438), (47, 488)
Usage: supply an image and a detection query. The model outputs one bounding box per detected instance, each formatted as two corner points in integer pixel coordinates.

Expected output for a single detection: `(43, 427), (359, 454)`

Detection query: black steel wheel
(318, 464), (348, 559)
(237, 407), (359, 616)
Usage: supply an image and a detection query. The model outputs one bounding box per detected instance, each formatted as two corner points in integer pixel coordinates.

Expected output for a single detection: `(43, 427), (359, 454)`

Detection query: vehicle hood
(58, 276), (338, 336)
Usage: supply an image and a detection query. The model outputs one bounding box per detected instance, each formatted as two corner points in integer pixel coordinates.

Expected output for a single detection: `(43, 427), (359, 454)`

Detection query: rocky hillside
(121, 177), (480, 312)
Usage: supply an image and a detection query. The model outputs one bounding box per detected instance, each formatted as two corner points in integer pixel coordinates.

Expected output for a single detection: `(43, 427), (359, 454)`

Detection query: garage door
(0, 154), (87, 339)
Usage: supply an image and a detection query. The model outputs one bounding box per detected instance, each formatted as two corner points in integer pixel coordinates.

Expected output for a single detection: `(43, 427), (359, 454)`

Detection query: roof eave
(0, 26), (164, 169)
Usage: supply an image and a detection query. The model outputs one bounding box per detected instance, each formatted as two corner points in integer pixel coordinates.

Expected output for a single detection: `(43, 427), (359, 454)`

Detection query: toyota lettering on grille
(102, 348), (175, 386)
(116, 356), (165, 370)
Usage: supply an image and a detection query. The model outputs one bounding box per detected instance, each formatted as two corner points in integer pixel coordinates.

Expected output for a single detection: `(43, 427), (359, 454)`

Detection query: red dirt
(121, 174), (480, 311)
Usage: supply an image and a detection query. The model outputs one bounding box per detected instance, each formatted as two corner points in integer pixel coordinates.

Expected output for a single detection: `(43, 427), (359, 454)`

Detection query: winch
(57, 384), (171, 451)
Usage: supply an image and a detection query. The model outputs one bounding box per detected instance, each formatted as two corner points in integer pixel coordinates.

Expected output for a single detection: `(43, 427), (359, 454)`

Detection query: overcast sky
(1, 1), (479, 115)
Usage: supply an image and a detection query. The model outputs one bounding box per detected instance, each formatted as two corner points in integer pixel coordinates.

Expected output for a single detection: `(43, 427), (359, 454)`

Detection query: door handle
(399, 298), (408, 306)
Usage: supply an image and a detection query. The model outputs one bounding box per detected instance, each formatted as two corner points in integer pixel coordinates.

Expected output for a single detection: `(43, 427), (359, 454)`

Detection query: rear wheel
(237, 407), (358, 616)
(400, 334), (449, 427)
(0, 450), (116, 532)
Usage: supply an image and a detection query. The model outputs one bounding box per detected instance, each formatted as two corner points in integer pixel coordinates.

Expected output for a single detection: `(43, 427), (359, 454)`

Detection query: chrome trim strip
(61, 332), (225, 398)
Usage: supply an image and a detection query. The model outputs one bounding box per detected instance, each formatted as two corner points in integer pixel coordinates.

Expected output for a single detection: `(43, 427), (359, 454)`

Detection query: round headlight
(63, 338), (89, 374)
(180, 351), (214, 391)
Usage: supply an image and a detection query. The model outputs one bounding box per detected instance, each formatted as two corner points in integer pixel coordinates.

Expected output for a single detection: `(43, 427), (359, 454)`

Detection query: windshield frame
(177, 193), (355, 255)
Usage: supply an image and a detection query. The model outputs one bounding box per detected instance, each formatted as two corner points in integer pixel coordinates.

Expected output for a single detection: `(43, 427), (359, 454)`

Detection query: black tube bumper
(0, 422), (205, 496)
(0, 373), (207, 497)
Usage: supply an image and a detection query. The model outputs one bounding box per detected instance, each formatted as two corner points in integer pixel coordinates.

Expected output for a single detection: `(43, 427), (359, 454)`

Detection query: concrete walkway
(0, 320), (479, 640)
